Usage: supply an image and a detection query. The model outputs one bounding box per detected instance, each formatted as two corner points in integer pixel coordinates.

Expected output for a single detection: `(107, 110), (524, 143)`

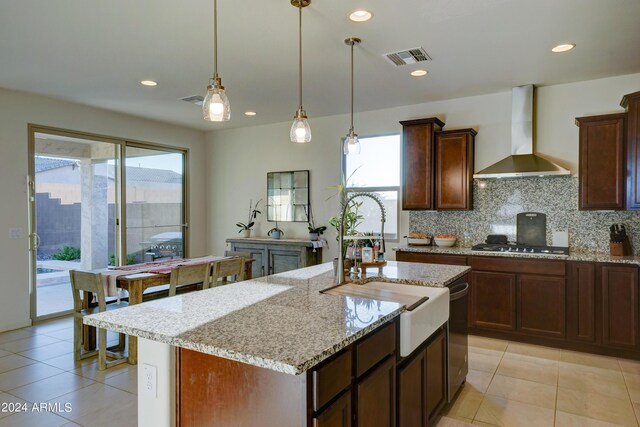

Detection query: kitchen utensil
(517, 212), (547, 246)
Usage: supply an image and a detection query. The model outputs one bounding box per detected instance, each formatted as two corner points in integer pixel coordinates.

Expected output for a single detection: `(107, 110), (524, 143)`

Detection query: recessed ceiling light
(551, 43), (575, 53)
(140, 80), (158, 87)
(349, 10), (373, 22)
(244, 111), (257, 116)
(411, 69), (428, 77)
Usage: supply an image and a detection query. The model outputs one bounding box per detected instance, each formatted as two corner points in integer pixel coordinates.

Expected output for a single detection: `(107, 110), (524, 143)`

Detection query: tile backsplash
(409, 177), (640, 255)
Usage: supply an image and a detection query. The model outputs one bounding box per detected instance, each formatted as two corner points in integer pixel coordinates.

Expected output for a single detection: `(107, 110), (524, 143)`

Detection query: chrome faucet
(336, 192), (386, 284)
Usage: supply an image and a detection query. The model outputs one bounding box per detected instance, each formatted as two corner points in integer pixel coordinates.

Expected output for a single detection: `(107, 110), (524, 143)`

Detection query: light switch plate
(9, 228), (23, 240)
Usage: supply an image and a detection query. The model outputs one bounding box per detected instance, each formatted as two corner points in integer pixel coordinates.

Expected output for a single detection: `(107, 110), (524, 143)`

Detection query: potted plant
(306, 205), (326, 241)
(267, 220), (284, 240)
(236, 199), (262, 238)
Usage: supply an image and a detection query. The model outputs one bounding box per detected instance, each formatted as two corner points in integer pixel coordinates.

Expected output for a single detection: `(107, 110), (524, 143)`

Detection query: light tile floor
(0, 317), (136, 427)
(437, 335), (640, 427)
(4, 318), (640, 427)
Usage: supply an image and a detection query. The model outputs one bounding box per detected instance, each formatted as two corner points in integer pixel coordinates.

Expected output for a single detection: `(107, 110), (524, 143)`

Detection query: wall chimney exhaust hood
(473, 85), (570, 179)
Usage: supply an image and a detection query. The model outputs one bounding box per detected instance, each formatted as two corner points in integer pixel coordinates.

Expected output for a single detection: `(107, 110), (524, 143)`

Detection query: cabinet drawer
(397, 251), (467, 266)
(470, 256), (566, 276)
(313, 390), (352, 427)
(312, 349), (352, 412)
(356, 322), (397, 378)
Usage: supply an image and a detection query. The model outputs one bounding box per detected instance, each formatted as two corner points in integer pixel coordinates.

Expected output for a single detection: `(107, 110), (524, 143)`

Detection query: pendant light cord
(298, 2), (303, 110)
(350, 41), (354, 131)
(213, 0), (218, 79)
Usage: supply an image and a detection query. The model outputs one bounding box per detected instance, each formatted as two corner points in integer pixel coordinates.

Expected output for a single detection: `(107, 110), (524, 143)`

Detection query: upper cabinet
(400, 118), (444, 210)
(400, 117), (476, 211)
(622, 91), (640, 210)
(575, 113), (627, 210)
(435, 129), (477, 210)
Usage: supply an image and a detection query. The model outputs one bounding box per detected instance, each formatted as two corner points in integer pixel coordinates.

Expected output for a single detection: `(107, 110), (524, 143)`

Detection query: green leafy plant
(306, 205), (327, 235)
(236, 199), (262, 232)
(109, 254), (138, 266)
(52, 246), (81, 261)
(327, 167), (364, 253)
(267, 220), (284, 237)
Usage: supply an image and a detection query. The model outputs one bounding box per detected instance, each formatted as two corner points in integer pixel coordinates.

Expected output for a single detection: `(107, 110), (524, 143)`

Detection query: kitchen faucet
(336, 192), (386, 284)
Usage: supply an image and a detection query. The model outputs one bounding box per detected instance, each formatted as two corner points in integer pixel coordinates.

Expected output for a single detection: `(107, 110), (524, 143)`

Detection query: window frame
(341, 133), (401, 242)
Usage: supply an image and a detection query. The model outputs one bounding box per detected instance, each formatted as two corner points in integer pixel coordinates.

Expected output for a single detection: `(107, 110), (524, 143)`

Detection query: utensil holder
(610, 242), (624, 256)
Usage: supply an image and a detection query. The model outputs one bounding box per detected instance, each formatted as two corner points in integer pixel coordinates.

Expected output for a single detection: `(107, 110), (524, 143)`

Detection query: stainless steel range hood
(473, 85), (570, 179)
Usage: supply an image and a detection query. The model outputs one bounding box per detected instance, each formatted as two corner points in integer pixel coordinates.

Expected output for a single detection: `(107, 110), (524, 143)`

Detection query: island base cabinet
(357, 357), (396, 427)
(313, 391), (352, 427)
(397, 327), (446, 427)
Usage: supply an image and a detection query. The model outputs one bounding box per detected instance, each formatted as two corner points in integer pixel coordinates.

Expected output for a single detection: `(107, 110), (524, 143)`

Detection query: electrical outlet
(142, 363), (157, 398)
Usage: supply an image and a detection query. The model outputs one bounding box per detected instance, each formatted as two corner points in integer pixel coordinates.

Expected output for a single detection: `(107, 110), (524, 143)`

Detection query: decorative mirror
(267, 170), (310, 222)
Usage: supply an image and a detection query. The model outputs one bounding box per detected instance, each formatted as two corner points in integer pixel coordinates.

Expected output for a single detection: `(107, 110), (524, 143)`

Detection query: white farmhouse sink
(363, 282), (449, 356)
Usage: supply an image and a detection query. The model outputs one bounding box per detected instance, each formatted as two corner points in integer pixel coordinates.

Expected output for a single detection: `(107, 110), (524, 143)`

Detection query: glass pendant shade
(203, 82), (230, 122)
(290, 111), (311, 143)
(343, 132), (361, 155)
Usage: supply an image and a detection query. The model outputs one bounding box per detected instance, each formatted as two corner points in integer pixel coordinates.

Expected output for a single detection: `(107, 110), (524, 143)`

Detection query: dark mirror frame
(267, 170), (310, 222)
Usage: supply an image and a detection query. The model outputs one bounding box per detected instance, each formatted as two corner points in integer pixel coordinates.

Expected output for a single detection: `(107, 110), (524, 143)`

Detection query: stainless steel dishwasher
(447, 280), (469, 402)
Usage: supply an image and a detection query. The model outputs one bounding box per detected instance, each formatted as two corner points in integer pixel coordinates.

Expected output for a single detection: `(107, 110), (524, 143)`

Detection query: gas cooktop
(471, 243), (570, 256)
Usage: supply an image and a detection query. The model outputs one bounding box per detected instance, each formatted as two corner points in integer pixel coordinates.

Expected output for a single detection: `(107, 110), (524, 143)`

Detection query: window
(344, 134), (400, 240)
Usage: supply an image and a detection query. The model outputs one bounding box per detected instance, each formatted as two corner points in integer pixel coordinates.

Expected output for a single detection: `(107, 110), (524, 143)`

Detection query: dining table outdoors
(85, 255), (254, 364)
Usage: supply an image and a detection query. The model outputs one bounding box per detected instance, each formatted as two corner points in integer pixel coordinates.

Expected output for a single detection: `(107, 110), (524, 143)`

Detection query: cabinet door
(312, 391), (352, 427)
(267, 249), (302, 275)
(400, 118), (444, 210)
(518, 275), (566, 338)
(470, 271), (516, 331)
(567, 263), (598, 343)
(397, 349), (426, 427)
(231, 244), (266, 278)
(622, 91), (640, 210)
(357, 356), (395, 427)
(425, 330), (446, 423)
(576, 113), (626, 210)
(435, 129), (476, 211)
(602, 265), (640, 349)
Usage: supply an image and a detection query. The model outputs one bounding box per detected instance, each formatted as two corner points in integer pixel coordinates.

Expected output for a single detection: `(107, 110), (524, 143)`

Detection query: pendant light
(203, 0), (230, 122)
(290, 0), (311, 143)
(344, 37), (361, 155)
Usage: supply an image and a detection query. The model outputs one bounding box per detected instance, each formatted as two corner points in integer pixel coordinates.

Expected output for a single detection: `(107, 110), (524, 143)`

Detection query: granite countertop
(393, 245), (640, 265)
(84, 261), (470, 375)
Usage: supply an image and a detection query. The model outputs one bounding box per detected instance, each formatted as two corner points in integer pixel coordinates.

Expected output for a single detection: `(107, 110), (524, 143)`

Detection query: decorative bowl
(434, 237), (457, 247)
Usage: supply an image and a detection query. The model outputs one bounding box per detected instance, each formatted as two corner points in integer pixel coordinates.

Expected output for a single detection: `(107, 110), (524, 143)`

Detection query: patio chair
(69, 270), (128, 370)
(168, 263), (211, 297)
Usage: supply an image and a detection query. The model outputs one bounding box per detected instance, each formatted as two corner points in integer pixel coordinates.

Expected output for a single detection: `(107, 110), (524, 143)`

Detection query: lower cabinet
(470, 271), (516, 331)
(518, 275), (566, 338)
(357, 357), (396, 427)
(313, 391), (352, 427)
(567, 262), (598, 343)
(602, 265), (640, 350)
(397, 327), (446, 427)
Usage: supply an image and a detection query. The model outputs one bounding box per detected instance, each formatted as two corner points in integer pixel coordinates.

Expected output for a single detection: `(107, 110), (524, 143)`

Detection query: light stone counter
(84, 261), (470, 375)
(394, 245), (640, 266)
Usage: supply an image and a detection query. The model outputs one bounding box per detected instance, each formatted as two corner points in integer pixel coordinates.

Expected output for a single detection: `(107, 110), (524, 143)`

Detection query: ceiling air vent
(384, 47), (431, 66)
(180, 95), (204, 106)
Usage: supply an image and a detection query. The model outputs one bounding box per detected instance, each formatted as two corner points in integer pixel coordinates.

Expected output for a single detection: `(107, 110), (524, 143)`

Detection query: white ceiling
(1, 0), (639, 131)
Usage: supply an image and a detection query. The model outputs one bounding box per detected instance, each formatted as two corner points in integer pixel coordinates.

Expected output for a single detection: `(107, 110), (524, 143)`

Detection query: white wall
(0, 87), (207, 332)
(205, 73), (640, 261)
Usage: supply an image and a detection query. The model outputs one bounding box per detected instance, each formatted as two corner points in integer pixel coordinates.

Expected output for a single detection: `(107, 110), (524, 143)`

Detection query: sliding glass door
(124, 145), (186, 264)
(30, 131), (121, 318)
(29, 128), (187, 320)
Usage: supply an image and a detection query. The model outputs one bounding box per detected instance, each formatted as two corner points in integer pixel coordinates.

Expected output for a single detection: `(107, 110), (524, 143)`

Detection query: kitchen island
(85, 261), (469, 427)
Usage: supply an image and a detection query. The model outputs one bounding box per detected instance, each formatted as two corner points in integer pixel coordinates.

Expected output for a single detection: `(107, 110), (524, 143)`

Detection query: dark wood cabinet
(602, 265), (639, 350)
(435, 129), (476, 210)
(357, 356), (396, 427)
(400, 118), (444, 210)
(576, 113), (627, 210)
(470, 271), (516, 331)
(313, 392), (352, 427)
(517, 275), (566, 338)
(396, 327), (446, 427)
(622, 91), (640, 210)
(567, 262), (598, 343)
(396, 251), (467, 266)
